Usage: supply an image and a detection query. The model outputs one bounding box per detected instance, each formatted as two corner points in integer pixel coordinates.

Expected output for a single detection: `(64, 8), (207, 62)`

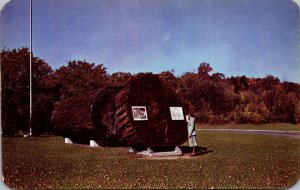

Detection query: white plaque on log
(170, 107), (184, 120)
(132, 106), (148, 121)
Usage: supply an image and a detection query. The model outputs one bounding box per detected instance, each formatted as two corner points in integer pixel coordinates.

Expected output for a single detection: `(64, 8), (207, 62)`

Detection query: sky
(0, 0), (299, 82)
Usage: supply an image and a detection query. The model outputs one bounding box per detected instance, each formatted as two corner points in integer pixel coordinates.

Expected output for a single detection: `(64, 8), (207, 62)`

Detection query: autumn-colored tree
(2, 47), (299, 134)
(253, 77), (300, 123)
(232, 91), (269, 124)
(177, 65), (237, 124)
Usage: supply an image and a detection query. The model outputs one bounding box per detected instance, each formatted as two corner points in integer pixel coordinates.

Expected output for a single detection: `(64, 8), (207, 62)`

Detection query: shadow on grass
(180, 146), (213, 156)
(147, 146), (212, 157)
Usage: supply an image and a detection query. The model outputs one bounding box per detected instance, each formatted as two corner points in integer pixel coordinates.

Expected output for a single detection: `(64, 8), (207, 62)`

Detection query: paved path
(197, 129), (300, 139)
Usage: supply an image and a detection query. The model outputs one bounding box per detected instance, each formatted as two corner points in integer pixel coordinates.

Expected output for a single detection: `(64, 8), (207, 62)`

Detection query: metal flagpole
(29, 0), (32, 136)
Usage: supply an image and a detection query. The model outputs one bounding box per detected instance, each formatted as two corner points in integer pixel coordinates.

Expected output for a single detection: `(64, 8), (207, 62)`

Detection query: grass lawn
(197, 123), (300, 131)
(2, 124), (300, 189)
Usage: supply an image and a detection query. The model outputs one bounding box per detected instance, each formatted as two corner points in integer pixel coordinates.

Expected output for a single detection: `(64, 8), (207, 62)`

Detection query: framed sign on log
(132, 106), (148, 121)
(169, 107), (184, 120)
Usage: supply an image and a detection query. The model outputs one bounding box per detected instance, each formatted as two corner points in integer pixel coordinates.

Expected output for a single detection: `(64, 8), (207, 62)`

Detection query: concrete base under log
(130, 146), (183, 157)
(64, 138), (73, 144)
(90, 140), (101, 147)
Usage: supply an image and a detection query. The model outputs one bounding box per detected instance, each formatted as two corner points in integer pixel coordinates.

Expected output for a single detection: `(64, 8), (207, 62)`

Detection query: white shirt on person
(187, 115), (196, 136)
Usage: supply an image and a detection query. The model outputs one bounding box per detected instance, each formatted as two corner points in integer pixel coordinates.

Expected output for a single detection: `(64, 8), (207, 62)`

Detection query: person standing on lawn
(187, 113), (197, 155)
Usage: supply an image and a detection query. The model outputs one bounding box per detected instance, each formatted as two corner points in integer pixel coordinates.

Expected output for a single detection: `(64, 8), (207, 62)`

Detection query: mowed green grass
(197, 123), (300, 131)
(2, 124), (300, 189)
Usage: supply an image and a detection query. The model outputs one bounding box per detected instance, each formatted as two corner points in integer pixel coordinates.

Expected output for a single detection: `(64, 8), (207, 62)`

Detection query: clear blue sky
(1, 0), (299, 82)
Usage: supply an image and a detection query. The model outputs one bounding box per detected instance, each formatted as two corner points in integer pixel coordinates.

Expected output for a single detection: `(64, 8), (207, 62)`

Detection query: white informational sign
(132, 106), (148, 121)
(169, 107), (184, 120)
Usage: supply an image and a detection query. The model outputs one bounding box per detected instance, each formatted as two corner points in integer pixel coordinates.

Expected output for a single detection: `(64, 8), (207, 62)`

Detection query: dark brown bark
(51, 87), (122, 144)
(51, 89), (103, 139)
(91, 86), (123, 146)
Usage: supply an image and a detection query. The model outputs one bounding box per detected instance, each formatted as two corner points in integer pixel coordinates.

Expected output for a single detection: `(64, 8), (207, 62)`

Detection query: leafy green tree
(210, 72), (225, 81)
(229, 75), (249, 93)
(1, 48), (54, 136)
(197, 62), (213, 79)
(294, 100), (300, 123)
(255, 75), (280, 91)
(53, 60), (109, 100)
(158, 70), (179, 92)
(109, 72), (132, 86)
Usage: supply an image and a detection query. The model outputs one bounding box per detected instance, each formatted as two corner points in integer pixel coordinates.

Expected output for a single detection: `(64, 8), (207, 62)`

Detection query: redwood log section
(52, 87), (122, 144)
(52, 73), (188, 147)
(114, 73), (187, 147)
(52, 89), (103, 144)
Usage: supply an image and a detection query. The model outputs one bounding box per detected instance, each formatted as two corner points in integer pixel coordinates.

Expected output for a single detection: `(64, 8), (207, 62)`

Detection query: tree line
(1, 48), (300, 136)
